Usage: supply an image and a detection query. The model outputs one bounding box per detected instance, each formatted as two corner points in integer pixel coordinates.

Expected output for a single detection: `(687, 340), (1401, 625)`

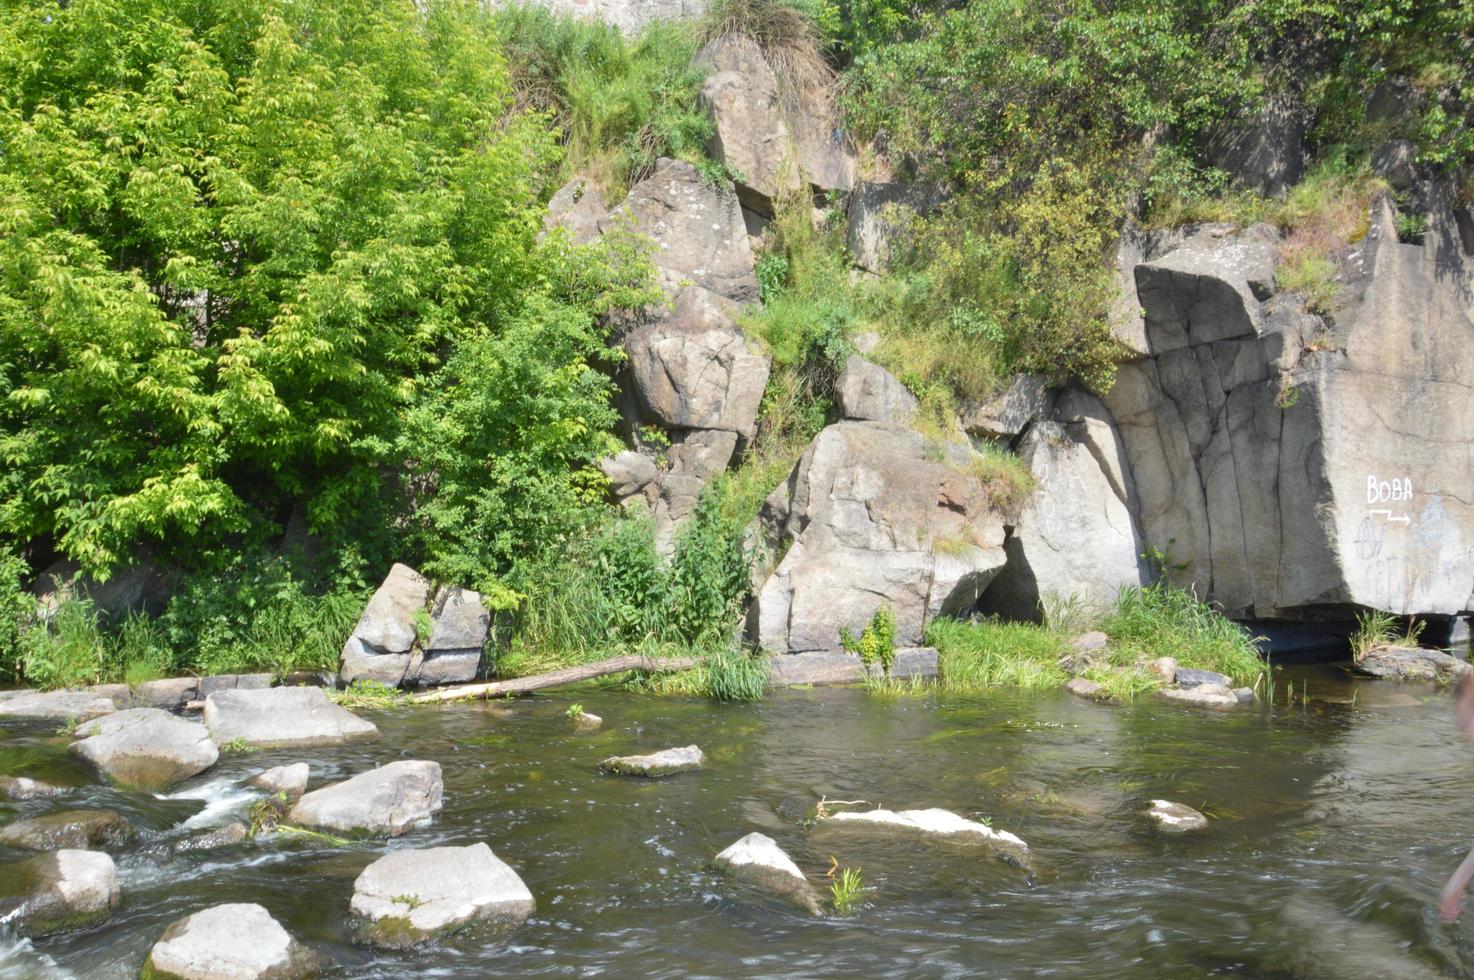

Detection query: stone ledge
(766, 647), (939, 687)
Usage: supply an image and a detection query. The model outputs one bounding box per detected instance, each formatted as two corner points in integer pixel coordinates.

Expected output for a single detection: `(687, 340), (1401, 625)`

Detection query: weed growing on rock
(330, 681), (407, 710)
(1350, 610), (1424, 661)
(829, 865), (865, 915)
(841, 606), (896, 675)
(1102, 583), (1266, 685)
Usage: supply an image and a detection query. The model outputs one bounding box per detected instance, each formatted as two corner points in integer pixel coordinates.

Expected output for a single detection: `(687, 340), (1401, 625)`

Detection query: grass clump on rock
(1101, 583), (1266, 686)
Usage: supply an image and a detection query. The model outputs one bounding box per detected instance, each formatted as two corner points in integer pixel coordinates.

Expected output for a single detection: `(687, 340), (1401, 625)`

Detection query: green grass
(926, 617), (1066, 692)
(829, 865), (865, 915)
(1101, 583), (1266, 685)
(1350, 610), (1424, 662)
(329, 680), (407, 709)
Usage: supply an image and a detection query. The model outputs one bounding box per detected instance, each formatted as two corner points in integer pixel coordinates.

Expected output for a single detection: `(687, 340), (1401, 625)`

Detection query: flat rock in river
(71, 708), (218, 790)
(0, 774), (67, 800)
(598, 745), (705, 777)
(1352, 645), (1472, 683)
(351, 842), (535, 948)
(250, 762), (310, 801)
(713, 832), (821, 914)
(203, 686), (377, 748)
(144, 902), (323, 979)
(1160, 684), (1240, 708)
(287, 760), (442, 836)
(1145, 799), (1209, 832)
(0, 690), (117, 724)
(820, 807), (1030, 867)
(0, 849), (118, 937)
(0, 808), (134, 851)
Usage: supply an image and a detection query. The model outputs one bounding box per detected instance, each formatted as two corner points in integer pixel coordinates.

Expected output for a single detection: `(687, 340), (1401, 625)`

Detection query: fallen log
(410, 653), (700, 704)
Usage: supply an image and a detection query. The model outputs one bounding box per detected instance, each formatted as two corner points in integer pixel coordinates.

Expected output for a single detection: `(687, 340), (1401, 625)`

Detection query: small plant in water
(829, 865), (866, 915)
(566, 702), (585, 719)
(220, 736), (253, 754)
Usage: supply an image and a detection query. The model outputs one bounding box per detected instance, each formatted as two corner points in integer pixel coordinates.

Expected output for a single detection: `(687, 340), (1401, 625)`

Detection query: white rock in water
(144, 902), (322, 979)
(599, 745), (705, 777)
(0, 690), (116, 724)
(203, 686), (377, 748)
(71, 708), (218, 790)
(713, 832), (820, 913)
(250, 763), (310, 801)
(287, 760), (442, 836)
(0, 849), (119, 937)
(0, 775), (67, 800)
(351, 842), (534, 948)
(823, 807), (1030, 867)
(1146, 799), (1209, 832)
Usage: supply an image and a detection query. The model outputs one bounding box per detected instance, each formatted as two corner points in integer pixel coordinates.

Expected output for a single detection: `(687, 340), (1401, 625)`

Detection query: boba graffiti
(1367, 476), (1414, 504)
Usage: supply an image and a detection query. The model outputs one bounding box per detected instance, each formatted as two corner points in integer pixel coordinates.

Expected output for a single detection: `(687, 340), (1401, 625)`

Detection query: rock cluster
(339, 563), (491, 687)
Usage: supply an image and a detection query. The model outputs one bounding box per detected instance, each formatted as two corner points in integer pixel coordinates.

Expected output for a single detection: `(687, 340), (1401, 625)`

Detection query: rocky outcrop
(351, 843), (535, 948)
(962, 374), (1054, 440)
(1145, 799), (1209, 832)
(604, 158), (760, 303)
(1104, 204), (1474, 620)
(1206, 93), (1308, 196)
(599, 450), (659, 501)
(287, 760), (443, 836)
(250, 763), (310, 801)
(144, 903), (322, 980)
(0, 809), (133, 851)
(70, 708), (218, 790)
(749, 421), (1007, 653)
(599, 744), (705, 776)
(543, 176), (605, 245)
(338, 564), (489, 687)
(713, 832), (821, 913)
(836, 355), (917, 424)
(0, 850), (118, 937)
(203, 687), (378, 748)
(0, 689), (117, 724)
(819, 807), (1030, 868)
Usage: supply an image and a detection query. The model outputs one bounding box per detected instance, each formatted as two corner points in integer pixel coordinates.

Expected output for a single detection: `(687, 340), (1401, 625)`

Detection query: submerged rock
(0, 809), (134, 852)
(1175, 667), (1234, 689)
(571, 710), (603, 733)
(0, 849), (118, 937)
(1160, 685), (1240, 708)
(287, 760), (443, 836)
(351, 843), (535, 948)
(0, 774), (67, 800)
(820, 807), (1029, 868)
(1352, 645), (1471, 683)
(250, 763), (310, 801)
(166, 822), (249, 855)
(1145, 799), (1209, 833)
(713, 832), (821, 914)
(599, 745), (705, 777)
(203, 687), (377, 748)
(144, 902), (322, 979)
(70, 708), (218, 790)
(0, 690), (117, 724)
(1064, 677), (1112, 702)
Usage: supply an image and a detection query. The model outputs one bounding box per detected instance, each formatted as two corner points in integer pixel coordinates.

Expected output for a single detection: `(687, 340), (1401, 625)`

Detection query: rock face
(978, 409), (1146, 623)
(1206, 94), (1307, 196)
(287, 760), (443, 836)
(250, 763), (310, 801)
(713, 832), (820, 913)
(1353, 645), (1472, 683)
(765, 647), (939, 687)
(0, 690), (117, 724)
(599, 745), (705, 777)
(599, 450), (659, 500)
(0, 850), (118, 937)
(821, 808), (1029, 867)
(1145, 800), (1209, 833)
(604, 158), (760, 303)
(1103, 205), (1474, 620)
(962, 374), (1055, 440)
(836, 355), (917, 424)
(846, 182), (939, 273)
(203, 687), (378, 748)
(749, 421), (1008, 654)
(624, 287), (770, 438)
(543, 176), (605, 245)
(144, 903), (321, 980)
(351, 843), (535, 948)
(0, 809), (134, 851)
(417, 586), (491, 686)
(70, 708), (218, 790)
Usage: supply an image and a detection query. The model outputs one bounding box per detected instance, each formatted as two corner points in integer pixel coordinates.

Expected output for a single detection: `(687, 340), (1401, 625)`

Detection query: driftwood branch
(410, 653), (700, 704)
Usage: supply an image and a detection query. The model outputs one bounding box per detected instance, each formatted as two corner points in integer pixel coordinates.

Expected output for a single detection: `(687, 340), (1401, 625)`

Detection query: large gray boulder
(338, 563), (431, 686)
(1104, 203), (1474, 619)
(604, 158), (760, 303)
(599, 450), (659, 501)
(624, 286), (770, 438)
(700, 36), (800, 213)
(203, 687), (378, 749)
(70, 708), (218, 790)
(978, 406), (1146, 623)
(144, 903), (322, 979)
(749, 421), (1008, 653)
(286, 760), (443, 836)
(1353, 645), (1472, 683)
(0, 849), (118, 937)
(713, 832), (820, 913)
(0, 689), (117, 724)
(416, 586), (490, 686)
(599, 745), (705, 777)
(0, 808), (134, 851)
(836, 355), (917, 424)
(351, 843), (534, 948)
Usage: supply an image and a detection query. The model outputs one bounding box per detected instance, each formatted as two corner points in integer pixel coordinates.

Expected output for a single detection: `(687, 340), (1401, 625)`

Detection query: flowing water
(5, 666), (1474, 978)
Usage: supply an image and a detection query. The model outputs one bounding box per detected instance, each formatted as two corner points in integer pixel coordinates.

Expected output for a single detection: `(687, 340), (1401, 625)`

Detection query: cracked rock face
(339, 564), (489, 687)
(748, 421), (1007, 653)
(1104, 206), (1474, 618)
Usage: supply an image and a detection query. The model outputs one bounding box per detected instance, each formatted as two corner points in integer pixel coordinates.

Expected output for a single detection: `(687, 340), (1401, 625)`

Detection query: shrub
(841, 605), (896, 674)
(20, 600), (109, 691)
(0, 550), (33, 684)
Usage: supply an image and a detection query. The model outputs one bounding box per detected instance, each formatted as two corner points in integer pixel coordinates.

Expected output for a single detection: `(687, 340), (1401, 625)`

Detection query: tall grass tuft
(1350, 609), (1423, 662)
(925, 617), (1066, 692)
(1101, 582), (1266, 684)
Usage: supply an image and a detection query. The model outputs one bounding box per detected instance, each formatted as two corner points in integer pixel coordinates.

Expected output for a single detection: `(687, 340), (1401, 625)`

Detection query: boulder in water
(599, 745), (705, 777)
(713, 832), (821, 914)
(1352, 645), (1471, 683)
(0, 849), (119, 937)
(820, 807), (1029, 868)
(144, 902), (323, 979)
(286, 760), (443, 837)
(0, 808), (134, 852)
(0, 774), (67, 800)
(0, 690), (117, 724)
(203, 687), (377, 748)
(1145, 799), (1209, 833)
(250, 763), (310, 801)
(350, 842), (534, 948)
(166, 822), (249, 855)
(70, 708), (218, 790)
